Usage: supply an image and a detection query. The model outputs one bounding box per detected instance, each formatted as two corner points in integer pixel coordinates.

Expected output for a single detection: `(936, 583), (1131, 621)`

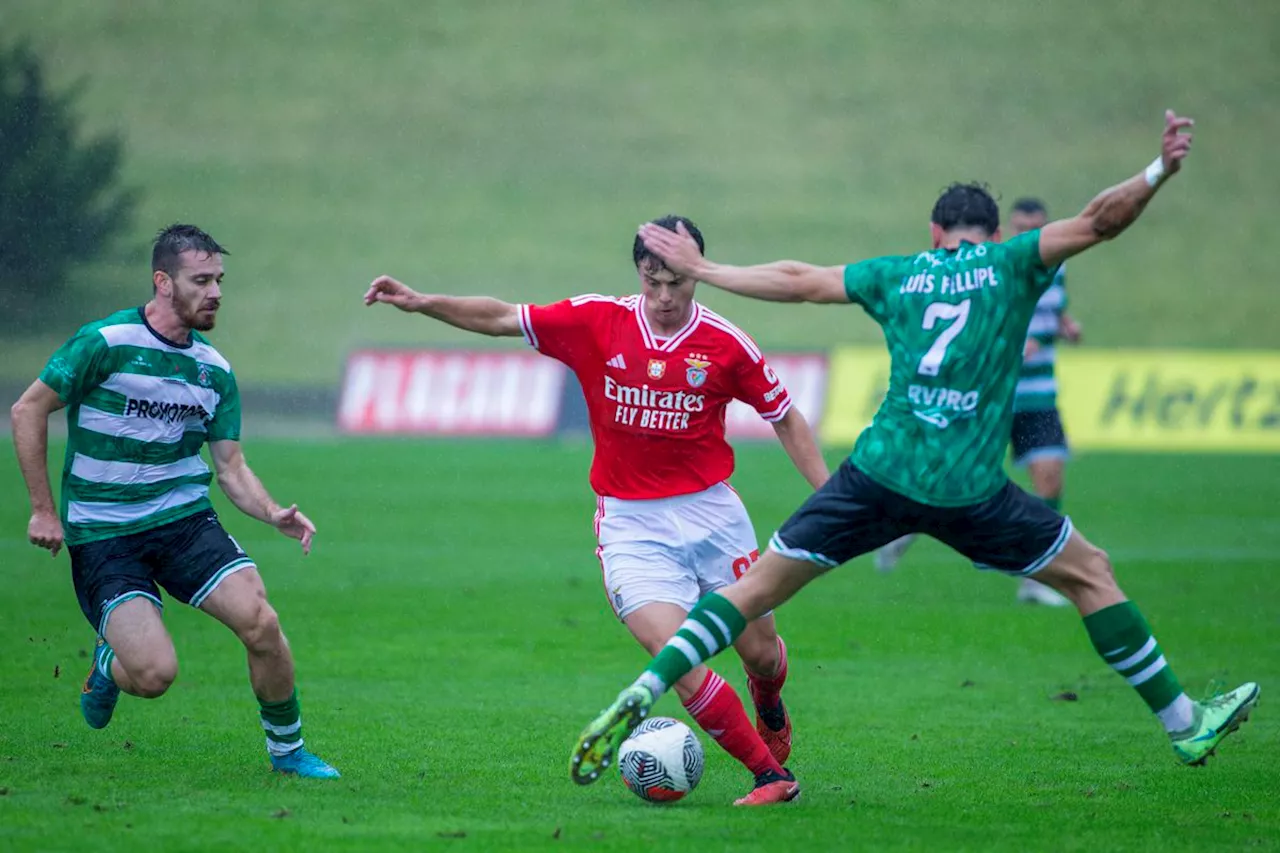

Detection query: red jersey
(518, 294), (792, 499)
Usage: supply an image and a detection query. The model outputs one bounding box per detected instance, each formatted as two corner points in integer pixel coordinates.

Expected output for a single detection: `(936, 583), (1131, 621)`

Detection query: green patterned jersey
(843, 230), (1060, 506)
(1013, 263), (1067, 412)
(39, 307), (241, 545)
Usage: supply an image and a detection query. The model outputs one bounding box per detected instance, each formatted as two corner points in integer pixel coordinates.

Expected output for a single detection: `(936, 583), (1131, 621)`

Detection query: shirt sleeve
(842, 256), (901, 321)
(517, 297), (602, 366)
(732, 346), (793, 424)
(38, 326), (110, 405)
(207, 370), (242, 442)
(1001, 229), (1061, 302)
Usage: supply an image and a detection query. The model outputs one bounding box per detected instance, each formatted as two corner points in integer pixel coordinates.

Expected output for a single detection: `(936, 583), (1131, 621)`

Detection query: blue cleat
(270, 748), (341, 779)
(80, 637), (120, 730)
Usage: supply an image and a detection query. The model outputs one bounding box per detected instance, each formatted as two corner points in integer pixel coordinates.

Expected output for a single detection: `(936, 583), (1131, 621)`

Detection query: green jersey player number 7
(568, 110), (1258, 797)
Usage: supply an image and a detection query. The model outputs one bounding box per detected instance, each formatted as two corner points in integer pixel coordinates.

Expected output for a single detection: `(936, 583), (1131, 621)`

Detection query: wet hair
(930, 183), (1000, 237)
(151, 224), (228, 278)
(633, 214), (705, 270)
(1010, 197), (1048, 217)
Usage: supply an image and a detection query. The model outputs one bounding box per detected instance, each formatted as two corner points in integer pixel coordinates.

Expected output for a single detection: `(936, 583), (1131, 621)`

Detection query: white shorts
(594, 482), (761, 621)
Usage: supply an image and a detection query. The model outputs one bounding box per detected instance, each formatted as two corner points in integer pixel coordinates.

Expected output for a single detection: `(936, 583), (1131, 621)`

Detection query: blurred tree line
(0, 42), (137, 334)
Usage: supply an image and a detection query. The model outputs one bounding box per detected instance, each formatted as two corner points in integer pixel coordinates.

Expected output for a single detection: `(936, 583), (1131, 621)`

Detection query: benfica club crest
(684, 357), (711, 388)
(647, 359), (666, 380)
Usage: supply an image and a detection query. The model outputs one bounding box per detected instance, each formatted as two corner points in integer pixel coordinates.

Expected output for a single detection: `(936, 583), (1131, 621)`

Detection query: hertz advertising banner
(819, 347), (1280, 452)
(1057, 350), (1280, 452)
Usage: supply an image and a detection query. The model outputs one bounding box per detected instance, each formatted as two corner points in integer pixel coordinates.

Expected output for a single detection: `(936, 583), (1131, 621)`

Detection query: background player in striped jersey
(11, 225), (339, 778)
(1007, 197), (1081, 605)
(873, 198), (1081, 609)
(365, 215), (829, 805)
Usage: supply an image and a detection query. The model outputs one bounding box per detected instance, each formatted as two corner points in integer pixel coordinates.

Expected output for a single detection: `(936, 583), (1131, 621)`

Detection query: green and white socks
(635, 592), (747, 697)
(95, 641), (117, 683)
(1084, 601), (1195, 734)
(259, 689), (305, 757)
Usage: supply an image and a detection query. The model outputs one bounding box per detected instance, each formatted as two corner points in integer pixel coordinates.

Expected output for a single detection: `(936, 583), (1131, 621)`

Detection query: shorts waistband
(597, 482), (732, 517)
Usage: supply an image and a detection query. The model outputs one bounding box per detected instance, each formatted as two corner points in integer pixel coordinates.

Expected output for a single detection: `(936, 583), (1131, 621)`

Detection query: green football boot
(1170, 682), (1259, 766)
(569, 685), (654, 785)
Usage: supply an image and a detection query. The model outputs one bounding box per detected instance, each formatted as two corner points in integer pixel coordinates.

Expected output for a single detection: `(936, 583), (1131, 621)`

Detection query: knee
(1073, 546), (1116, 591)
(738, 634), (780, 676)
(132, 659), (178, 698)
(238, 603), (285, 654)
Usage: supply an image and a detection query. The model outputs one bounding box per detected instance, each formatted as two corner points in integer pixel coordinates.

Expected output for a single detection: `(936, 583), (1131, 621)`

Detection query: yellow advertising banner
(820, 347), (1280, 452)
(1057, 350), (1280, 452)
(820, 346), (890, 445)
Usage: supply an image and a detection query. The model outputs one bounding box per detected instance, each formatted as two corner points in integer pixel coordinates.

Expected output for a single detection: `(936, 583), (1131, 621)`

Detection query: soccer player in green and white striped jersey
(1007, 198), (1081, 607)
(11, 225), (338, 778)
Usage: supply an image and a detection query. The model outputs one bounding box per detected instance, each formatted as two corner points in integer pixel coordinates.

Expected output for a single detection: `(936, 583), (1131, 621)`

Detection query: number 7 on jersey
(917, 299), (971, 376)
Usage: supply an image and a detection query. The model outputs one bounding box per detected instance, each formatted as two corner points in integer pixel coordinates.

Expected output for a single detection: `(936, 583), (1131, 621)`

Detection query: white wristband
(1144, 156), (1166, 187)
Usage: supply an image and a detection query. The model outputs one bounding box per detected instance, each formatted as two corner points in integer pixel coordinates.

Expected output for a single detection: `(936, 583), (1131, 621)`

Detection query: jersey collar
(635, 297), (702, 353)
(137, 306), (194, 349)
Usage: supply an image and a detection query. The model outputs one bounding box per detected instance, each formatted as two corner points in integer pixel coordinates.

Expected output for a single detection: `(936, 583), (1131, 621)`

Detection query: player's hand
(1160, 109), (1194, 176)
(28, 510), (64, 557)
(364, 275), (422, 312)
(1059, 315), (1083, 344)
(1022, 338), (1041, 359)
(271, 504), (316, 555)
(638, 221), (705, 277)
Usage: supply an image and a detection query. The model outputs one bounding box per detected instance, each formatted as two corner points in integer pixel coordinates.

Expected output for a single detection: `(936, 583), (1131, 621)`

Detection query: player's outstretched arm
(771, 407), (830, 491)
(11, 380), (66, 556)
(211, 440), (315, 555)
(363, 275), (523, 336)
(1039, 110), (1193, 268)
(638, 223), (849, 304)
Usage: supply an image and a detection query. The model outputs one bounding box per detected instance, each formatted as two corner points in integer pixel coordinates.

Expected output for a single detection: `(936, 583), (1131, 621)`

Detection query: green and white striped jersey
(39, 307), (241, 546)
(1013, 263), (1067, 412)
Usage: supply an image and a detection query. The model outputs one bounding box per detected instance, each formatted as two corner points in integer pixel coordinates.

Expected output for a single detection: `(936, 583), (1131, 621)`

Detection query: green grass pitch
(1, 440), (1277, 850)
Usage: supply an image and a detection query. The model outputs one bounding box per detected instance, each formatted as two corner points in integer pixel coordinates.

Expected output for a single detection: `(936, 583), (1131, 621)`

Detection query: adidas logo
(606, 354), (628, 370)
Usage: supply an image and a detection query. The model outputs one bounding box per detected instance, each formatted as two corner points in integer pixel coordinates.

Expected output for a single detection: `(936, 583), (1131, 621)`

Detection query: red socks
(683, 670), (782, 777)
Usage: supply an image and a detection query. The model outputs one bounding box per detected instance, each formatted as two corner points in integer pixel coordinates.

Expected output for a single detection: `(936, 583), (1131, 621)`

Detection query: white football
(618, 717), (705, 802)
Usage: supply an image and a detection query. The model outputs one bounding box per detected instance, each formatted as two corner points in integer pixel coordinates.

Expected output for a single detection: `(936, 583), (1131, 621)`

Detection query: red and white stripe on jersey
(517, 303), (539, 350)
(522, 294), (623, 350)
(518, 294), (793, 499)
(700, 307), (791, 423)
(699, 307), (764, 363)
(635, 299), (705, 353)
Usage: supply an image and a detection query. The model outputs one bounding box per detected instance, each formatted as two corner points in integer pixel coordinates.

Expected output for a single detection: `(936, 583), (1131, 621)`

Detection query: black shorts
(69, 511), (256, 636)
(771, 460), (1072, 575)
(1010, 409), (1069, 465)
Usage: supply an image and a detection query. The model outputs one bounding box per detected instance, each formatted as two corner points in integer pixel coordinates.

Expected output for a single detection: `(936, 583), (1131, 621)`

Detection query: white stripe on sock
(635, 671), (667, 697)
(669, 636), (702, 668)
(1125, 654), (1168, 687)
(262, 719), (302, 736)
(704, 612), (733, 646)
(1156, 693), (1196, 733)
(685, 673), (725, 715)
(265, 737), (305, 757)
(1110, 637), (1158, 673)
(682, 620), (719, 657)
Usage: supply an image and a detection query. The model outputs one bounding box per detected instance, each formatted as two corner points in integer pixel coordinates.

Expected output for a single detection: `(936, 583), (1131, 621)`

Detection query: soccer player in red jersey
(365, 215), (829, 805)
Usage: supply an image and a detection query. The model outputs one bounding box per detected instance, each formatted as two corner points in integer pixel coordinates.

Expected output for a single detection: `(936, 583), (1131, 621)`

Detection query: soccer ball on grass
(618, 717), (704, 802)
